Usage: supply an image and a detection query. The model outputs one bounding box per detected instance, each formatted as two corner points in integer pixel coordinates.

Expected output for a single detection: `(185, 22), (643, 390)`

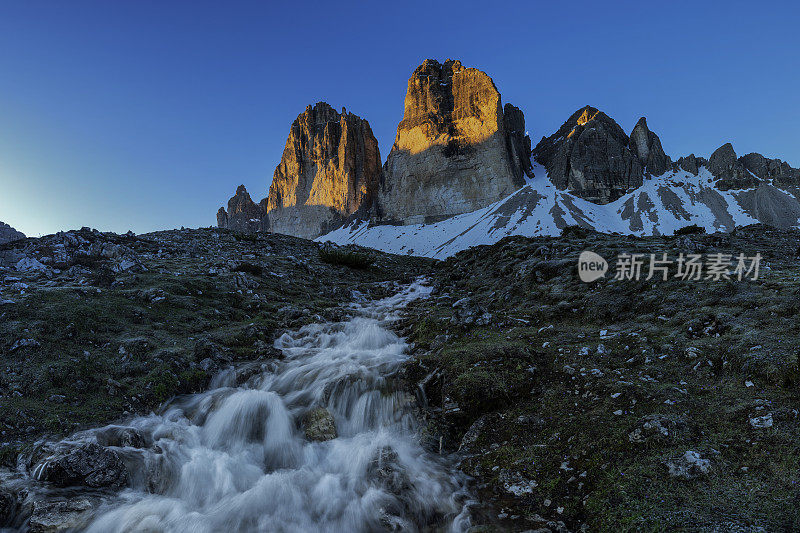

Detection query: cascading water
(58, 280), (471, 532)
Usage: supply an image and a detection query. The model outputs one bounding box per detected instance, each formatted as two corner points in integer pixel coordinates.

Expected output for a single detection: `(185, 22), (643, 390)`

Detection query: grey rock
(628, 414), (693, 444)
(533, 106), (644, 203)
(34, 443), (128, 488)
(94, 426), (147, 448)
(628, 117), (671, 176)
(303, 407), (337, 441)
(368, 446), (410, 495)
(749, 413), (773, 429)
(665, 450), (711, 479)
(15, 257), (49, 273)
(28, 497), (95, 533)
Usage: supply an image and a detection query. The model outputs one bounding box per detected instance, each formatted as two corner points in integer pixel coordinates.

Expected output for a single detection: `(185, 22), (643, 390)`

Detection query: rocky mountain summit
(218, 60), (800, 255)
(216, 185), (267, 234)
(0, 222), (24, 245)
(218, 103), (382, 239)
(532, 106), (671, 203)
(708, 142), (800, 190)
(218, 59), (532, 234)
(379, 59), (532, 224)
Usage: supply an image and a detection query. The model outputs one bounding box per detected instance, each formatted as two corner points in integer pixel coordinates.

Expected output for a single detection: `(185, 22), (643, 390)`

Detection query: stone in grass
(665, 450), (711, 480)
(749, 413), (773, 429)
(628, 414), (693, 444)
(304, 408), (337, 441)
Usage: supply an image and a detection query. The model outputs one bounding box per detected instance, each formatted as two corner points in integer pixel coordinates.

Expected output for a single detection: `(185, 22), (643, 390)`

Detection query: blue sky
(1, 0), (798, 236)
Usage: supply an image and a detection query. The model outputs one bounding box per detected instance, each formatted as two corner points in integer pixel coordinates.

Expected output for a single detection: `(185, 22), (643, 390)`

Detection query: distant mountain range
(217, 59), (800, 257)
(0, 221), (25, 245)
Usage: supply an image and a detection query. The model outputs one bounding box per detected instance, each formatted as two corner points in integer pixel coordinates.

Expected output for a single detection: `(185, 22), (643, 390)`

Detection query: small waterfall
(75, 280), (472, 532)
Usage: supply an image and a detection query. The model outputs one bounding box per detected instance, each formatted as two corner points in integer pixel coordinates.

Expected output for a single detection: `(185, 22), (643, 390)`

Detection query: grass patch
(319, 246), (375, 269)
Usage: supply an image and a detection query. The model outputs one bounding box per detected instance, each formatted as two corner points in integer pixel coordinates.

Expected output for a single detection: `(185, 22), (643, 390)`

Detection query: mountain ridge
(216, 59), (800, 253)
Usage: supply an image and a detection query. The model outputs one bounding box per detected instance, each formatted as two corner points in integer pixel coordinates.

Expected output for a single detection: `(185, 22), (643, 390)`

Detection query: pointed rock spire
(628, 117), (671, 177)
(533, 106), (641, 203)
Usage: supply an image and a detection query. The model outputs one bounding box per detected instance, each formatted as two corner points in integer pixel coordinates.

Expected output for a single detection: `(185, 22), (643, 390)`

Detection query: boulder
(665, 450), (711, 479)
(628, 414), (693, 444)
(34, 443), (128, 489)
(380, 59), (531, 224)
(94, 426), (147, 448)
(303, 407), (337, 441)
(28, 497), (95, 533)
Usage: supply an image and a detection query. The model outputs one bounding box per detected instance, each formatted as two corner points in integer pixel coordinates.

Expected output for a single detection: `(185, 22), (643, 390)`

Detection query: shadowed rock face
(267, 102), (382, 238)
(379, 59), (531, 224)
(740, 152), (800, 187)
(677, 154), (706, 175)
(533, 106), (648, 204)
(0, 222), (25, 245)
(217, 185), (269, 234)
(629, 117), (671, 177)
(707, 143), (761, 190)
(706, 142), (800, 191)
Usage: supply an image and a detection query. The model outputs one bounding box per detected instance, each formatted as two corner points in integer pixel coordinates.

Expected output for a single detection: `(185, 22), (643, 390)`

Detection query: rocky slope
(0, 222), (24, 245)
(397, 224), (800, 531)
(379, 59), (532, 224)
(2, 223), (799, 530)
(0, 227), (428, 454)
(218, 102), (382, 239)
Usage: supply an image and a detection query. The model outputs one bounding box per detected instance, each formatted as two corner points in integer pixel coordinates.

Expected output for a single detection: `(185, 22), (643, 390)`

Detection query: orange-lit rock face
(266, 103), (381, 238)
(381, 59), (531, 224)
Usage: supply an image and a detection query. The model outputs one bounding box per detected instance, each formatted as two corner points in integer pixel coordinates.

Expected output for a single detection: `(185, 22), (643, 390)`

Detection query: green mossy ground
(400, 225), (800, 531)
(0, 228), (431, 462)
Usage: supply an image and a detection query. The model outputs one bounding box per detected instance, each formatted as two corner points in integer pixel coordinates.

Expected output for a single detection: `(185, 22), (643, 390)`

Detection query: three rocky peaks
(218, 59), (800, 239)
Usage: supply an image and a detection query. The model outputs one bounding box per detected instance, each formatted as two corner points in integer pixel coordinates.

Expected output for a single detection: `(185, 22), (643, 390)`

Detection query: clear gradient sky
(1, 0), (799, 236)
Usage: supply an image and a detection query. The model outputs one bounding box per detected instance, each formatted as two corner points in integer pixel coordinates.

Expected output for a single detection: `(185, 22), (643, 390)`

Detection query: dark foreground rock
(34, 443), (128, 488)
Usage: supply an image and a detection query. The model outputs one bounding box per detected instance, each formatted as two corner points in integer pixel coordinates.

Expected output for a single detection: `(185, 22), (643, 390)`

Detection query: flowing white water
(79, 281), (472, 532)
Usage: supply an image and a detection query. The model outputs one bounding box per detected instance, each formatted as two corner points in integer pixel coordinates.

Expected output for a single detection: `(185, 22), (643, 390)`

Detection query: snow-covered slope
(318, 164), (800, 259)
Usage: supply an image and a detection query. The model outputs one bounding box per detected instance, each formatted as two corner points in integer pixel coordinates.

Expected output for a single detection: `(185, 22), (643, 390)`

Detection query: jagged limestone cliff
(379, 59), (532, 224)
(218, 103), (381, 239)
